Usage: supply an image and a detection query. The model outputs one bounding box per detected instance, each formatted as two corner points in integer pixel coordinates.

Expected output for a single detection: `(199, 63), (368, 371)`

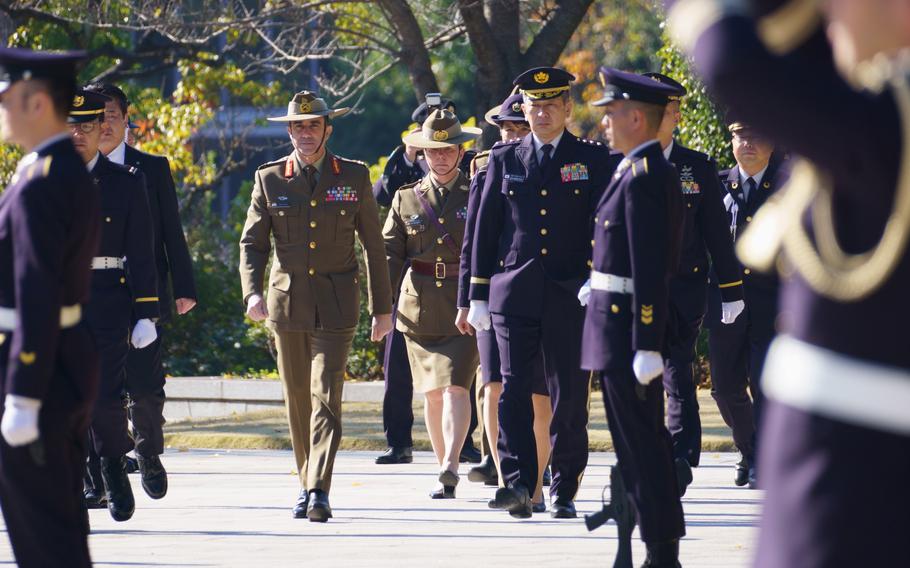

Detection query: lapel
(726, 166), (748, 211)
(439, 171), (469, 219)
(415, 175), (444, 215)
(514, 134), (540, 187)
(310, 152), (342, 202)
(282, 153), (310, 195)
(124, 144), (143, 169)
(545, 131), (576, 185)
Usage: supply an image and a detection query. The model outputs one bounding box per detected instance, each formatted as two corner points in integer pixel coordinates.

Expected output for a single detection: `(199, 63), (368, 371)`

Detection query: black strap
(413, 185), (460, 257)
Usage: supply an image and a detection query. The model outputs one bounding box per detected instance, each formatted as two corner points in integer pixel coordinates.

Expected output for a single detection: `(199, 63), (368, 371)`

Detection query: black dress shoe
(675, 458), (693, 497)
(467, 455), (498, 485)
(641, 538), (682, 568)
(495, 485), (532, 519)
(125, 455), (140, 474)
(292, 489), (309, 519)
(542, 466), (552, 487)
(83, 487), (107, 510)
(100, 456), (135, 522)
(429, 485), (456, 499)
(307, 490), (332, 522)
(734, 455), (751, 487)
(137, 454), (168, 499)
(375, 446), (413, 465)
(459, 444), (482, 464)
(531, 501), (547, 514)
(550, 499), (577, 519)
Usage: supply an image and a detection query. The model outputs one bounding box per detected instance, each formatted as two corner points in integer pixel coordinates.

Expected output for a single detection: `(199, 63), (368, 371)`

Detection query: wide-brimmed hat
(267, 91), (351, 122)
(484, 93), (527, 126)
(402, 109), (482, 149)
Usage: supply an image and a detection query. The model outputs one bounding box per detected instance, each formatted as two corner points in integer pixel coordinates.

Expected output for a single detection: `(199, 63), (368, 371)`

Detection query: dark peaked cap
(642, 72), (687, 100)
(592, 67), (680, 107)
(0, 46), (86, 94)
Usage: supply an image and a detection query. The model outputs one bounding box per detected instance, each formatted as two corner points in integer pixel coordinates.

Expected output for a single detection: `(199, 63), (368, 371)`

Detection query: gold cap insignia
(534, 71), (549, 84)
(511, 102), (522, 112)
(19, 351), (36, 365)
(299, 102), (311, 113)
(73, 95), (84, 108)
(432, 130), (449, 141)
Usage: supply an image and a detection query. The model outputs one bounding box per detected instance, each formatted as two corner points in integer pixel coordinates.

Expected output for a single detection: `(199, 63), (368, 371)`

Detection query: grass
(163, 390), (736, 452)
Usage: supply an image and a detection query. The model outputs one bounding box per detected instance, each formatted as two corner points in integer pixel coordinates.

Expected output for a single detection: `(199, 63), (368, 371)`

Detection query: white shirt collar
(106, 139), (127, 165)
(532, 130), (565, 162)
(18, 132), (71, 171)
(86, 152), (101, 172)
(738, 164), (769, 188)
(662, 139), (674, 160)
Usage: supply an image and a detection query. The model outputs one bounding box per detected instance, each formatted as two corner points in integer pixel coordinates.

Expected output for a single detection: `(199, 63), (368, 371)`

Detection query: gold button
(436, 238), (444, 245)
(594, 216), (598, 223)
(611, 304), (619, 314)
(744, 268), (752, 275)
(746, 216), (753, 222)
(309, 241), (317, 249)
(687, 203), (692, 208)
(310, 221), (317, 228)
(439, 217), (445, 224)
(604, 220), (610, 227)
(540, 209), (547, 216)
(540, 228), (548, 236)
(435, 281), (443, 288)
(340, 209), (347, 216)
(119, 277), (126, 284)
(310, 199), (317, 207)
(308, 268), (315, 276)
(499, 260), (505, 267)
(541, 248), (548, 255)
(0, 333), (5, 346)
(278, 211), (285, 217)
(541, 189), (548, 196)
(586, 260), (592, 268)
(436, 256), (443, 262)
(105, 217), (112, 223)
(574, 189), (581, 195)
(509, 190), (514, 196)
(693, 267), (699, 273)
(591, 239), (595, 246)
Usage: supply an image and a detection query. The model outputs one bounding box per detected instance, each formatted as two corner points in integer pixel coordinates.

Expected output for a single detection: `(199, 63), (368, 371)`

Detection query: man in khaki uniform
(239, 91), (394, 522)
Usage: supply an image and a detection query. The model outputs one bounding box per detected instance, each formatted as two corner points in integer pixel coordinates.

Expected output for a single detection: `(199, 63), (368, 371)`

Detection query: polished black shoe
(292, 488), (309, 519)
(307, 490), (332, 522)
(531, 501), (547, 514)
(100, 456), (135, 522)
(125, 455), (140, 474)
(468, 455), (498, 485)
(550, 499), (577, 519)
(429, 485), (456, 499)
(83, 487), (107, 510)
(734, 455), (751, 487)
(641, 538), (682, 568)
(542, 466), (552, 487)
(748, 465), (758, 489)
(375, 446), (413, 465)
(137, 454), (168, 499)
(495, 485), (532, 519)
(675, 458), (693, 497)
(459, 444), (482, 464)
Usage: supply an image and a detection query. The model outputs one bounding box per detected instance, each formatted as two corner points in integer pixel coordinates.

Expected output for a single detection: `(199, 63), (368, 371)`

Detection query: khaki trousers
(274, 327), (355, 493)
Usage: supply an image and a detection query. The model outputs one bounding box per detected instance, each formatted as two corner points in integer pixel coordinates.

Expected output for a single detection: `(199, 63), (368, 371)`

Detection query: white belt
(91, 256), (125, 270)
(0, 304), (82, 332)
(590, 271), (634, 294)
(763, 335), (910, 436)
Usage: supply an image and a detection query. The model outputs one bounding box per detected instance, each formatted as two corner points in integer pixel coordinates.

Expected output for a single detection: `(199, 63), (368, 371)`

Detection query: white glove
(632, 350), (664, 386)
(131, 318), (158, 349)
(577, 279), (592, 307)
(1, 395), (41, 447)
(721, 300), (746, 325)
(467, 300), (492, 331)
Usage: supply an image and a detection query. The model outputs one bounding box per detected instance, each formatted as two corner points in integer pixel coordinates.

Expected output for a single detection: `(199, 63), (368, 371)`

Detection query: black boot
(375, 446), (413, 465)
(641, 539), (681, 568)
(137, 454), (168, 499)
(84, 453), (107, 509)
(467, 455), (498, 485)
(100, 456), (135, 522)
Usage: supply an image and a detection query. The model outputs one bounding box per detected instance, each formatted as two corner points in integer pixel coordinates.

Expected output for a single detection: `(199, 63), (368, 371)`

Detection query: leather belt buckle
(435, 262), (446, 279)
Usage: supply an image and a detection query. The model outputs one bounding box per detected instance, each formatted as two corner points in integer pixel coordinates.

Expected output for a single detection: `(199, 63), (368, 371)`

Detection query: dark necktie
(539, 143), (553, 176)
(744, 177), (756, 203)
(304, 165), (317, 190)
(437, 186), (448, 208)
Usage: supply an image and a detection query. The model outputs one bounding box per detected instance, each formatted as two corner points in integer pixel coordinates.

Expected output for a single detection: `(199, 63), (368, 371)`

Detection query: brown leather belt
(411, 260), (459, 280)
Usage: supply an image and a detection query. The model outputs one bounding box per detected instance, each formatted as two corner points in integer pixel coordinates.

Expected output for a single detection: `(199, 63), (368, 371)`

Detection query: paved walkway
(0, 450), (761, 567)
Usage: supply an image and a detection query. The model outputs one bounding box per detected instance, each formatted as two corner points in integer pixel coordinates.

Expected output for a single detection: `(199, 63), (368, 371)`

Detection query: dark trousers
(755, 400), (910, 568)
(126, 323), (167, 456)
(663, 276), (707, 466)
(707, 299), (775, 460)
(0, 326), (97, 568)
(88, 325), (133, 457)
(600, 369), (685, 544)
(382, 325), (479, 450)
(492, 281), (589, 501)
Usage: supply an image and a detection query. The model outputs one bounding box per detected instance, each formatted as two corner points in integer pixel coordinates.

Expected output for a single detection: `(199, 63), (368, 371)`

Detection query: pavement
(0, 450), (761, 567)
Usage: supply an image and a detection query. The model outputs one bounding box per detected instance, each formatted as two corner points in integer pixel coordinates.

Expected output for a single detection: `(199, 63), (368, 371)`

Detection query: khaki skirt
(403, 332), (479, 393)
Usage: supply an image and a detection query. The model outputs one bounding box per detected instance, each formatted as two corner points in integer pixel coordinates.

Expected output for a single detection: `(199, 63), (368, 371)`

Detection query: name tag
(325, 186), (358, 202)
(560, 163), (589, 182)
(456, 206), (468, 220)
(504, 173), (526, 183)
(406, 215), (426, 234)
(270, 195), (291, 208)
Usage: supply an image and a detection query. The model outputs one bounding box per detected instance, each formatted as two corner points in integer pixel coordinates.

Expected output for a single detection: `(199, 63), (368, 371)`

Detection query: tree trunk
(378, 0), (440, 102)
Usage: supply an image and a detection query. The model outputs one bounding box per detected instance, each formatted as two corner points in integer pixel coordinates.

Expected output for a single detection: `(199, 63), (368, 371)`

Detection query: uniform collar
(738, 163), (769, 188)
(294, 151), (325, 175)
(106, 138), (127, 165)
(86, 152), (101, 172)
(532, 129), (565, 159)
(662, 139), (674, 160)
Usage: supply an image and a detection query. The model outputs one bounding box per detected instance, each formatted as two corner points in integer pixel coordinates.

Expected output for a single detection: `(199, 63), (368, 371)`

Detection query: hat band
(69, 109), (105, 116)
(423, 125), (461, 142)
(521, 85), (570, 98)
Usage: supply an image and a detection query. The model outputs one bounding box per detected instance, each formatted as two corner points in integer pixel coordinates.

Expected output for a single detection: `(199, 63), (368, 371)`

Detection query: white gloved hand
(577, 278), (592, 307)
(632, 350), (664, 386)
(130, 318), (158, 349)
(1, 395), (41, 447)
(467, 300), (492, 331)
(721, 300), (746, 325)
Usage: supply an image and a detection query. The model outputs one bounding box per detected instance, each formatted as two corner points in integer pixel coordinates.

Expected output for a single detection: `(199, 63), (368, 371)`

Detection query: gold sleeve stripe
(757, 0), (821, 55)
(718, 280), (744, 289)
(135, 297), (159, 303)
(470, 277), (491, 285)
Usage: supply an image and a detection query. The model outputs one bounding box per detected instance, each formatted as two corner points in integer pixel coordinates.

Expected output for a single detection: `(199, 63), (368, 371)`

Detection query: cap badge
(299, 102), (311, 113)
(511, 102), (522, 112)
(73, 95), (84, 108)
(433, 130), (449, 141)
(534, 71), (549, 84)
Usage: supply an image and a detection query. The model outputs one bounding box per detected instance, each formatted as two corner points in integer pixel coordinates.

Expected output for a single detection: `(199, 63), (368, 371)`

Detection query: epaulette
(629, 157), (649, 178)
(579, 138), (605, 147)
(492, 139), (520, 147)
(470, 150), (490, 177)
(25, 156), (53, 181)
(256, 158), (286, 171)
(335, 155), (368, 168)
(397, 179), (421, 193)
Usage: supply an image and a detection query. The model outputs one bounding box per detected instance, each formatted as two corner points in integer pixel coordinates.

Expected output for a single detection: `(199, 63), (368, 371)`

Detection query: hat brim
(267, 107), (351, 122)
(402, 126), (482, 149)
(484, 106), (499, 126)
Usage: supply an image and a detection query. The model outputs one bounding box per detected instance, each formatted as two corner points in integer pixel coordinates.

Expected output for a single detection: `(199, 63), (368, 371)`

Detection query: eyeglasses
(69, 122), (99, 134)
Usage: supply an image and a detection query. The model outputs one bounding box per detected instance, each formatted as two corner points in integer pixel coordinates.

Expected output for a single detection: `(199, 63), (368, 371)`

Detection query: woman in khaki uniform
(384, 109), (481, 499)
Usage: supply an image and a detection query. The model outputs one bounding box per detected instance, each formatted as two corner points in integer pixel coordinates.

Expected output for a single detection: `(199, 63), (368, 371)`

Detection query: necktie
(304, 165), (317, 190)
(744, 177), (756, 203)
(539, 143), (553, 176)
(437, 186), (448, 208)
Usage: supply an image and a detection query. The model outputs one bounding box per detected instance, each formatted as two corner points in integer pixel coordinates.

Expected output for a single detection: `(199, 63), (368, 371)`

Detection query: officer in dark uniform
(667, 1), (910, 566)
(469, 67), (610, 519)
(581, 67), (686, 568)
(642, 72), (745, 486)
(68, 89), (159, 521)
(0, 47), (100, 568)
(374, 97), (480, 466)
(85, 82), (198, 498)
(707, 120), (787, 489)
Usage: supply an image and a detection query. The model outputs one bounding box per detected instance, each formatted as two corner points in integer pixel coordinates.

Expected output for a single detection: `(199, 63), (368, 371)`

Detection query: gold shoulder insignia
(19, 351), (36, 365)
(640, 304), (654, 325)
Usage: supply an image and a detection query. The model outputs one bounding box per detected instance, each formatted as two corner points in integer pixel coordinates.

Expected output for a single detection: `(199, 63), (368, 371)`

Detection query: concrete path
(0, 450), (761, 567)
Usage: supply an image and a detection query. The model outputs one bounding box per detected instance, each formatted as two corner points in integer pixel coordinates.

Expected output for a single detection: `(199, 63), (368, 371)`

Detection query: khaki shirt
(384, 171), (470, 336)
(239, 151), (393, 332)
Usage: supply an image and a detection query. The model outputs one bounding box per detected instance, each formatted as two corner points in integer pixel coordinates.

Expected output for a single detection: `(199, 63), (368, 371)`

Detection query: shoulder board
(673, 143), (711, 162)
(335, 155), (368, 168)
(492, 139), (520, 148)
(579, 138), (605, 147)
(397, 180), (421, 193)
(256, 158), (286, 171)
(25, 156), (53, 181)
(470, 150), (491, 177)
(629, 157), (649, 178)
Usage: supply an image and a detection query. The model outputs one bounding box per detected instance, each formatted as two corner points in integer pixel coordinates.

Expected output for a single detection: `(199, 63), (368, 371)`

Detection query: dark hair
(23, 77), (75, 121)
(630, 101), (667, 132)
(83, 82), (129, 115)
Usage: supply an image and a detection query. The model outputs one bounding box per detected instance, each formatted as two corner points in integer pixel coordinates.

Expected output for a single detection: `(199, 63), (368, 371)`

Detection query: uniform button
(693, 267), (699, 273)
(436, 256), (443, 262)
(540, 209), (547, 216)
(574, 189), (581, 195)
(435, 281), (443, 288)
(309, 241), (317, 249)
(310, 199), (317, 207)
(744, 268), (752, 275)
(119, 277), (126, 284)
(310, 221), (317, 228)
(541, 189), (548, 196)
(278, 211), (285, 216)
(746, 216), (753, 222)
(439, 217), (445, 224)
(594, 216), (598, 223)
(540, 228), (548, 236)
(340, 209), (347, 216)
(611, 304), (620, 314)
(436, 238), (444, 245)
(591, 239), (595, 246)
(604, 220), (610, 227)
(587, 260), (593, 268)
(541, 248), (548, 255)
(105, 217), (112, 223)
(308, 268), (315, 276)
(509, 190), (515, 196)
(499, 260), (505, 267)
(687, 203), (692, 208)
